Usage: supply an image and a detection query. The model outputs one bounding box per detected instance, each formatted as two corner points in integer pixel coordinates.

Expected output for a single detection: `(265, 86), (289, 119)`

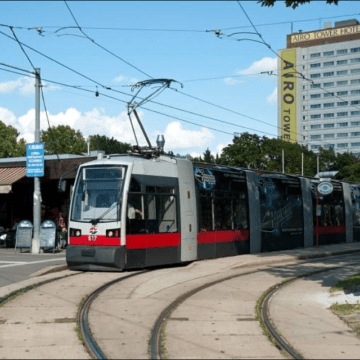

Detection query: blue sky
(1, 1), (359, 157)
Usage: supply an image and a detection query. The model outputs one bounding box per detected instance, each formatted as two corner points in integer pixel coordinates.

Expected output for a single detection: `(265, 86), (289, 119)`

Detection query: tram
(65, 149), (360, 271)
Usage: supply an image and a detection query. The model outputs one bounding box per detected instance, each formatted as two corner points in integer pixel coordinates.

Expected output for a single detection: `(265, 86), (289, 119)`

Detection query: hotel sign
(280, 48), (297, 142)
(290, 24), (360, 44)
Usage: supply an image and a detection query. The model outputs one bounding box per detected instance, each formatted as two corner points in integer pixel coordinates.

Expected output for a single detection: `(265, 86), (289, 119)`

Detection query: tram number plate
(81, 249), (95, 257)
(88, 235), (97, 241)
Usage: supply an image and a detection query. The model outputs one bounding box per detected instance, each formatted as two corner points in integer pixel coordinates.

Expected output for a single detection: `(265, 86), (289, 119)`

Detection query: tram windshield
(71, 166), (126, 223)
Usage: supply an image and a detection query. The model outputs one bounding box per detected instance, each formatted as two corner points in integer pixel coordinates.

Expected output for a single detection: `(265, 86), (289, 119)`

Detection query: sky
(1, 1), (359, 158)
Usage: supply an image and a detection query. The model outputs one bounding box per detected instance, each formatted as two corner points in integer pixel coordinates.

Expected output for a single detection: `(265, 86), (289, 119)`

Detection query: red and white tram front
(66, 155), (197, 271)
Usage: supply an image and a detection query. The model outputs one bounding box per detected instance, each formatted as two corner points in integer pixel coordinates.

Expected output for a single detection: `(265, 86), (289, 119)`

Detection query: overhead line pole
(32, 68), (41, 254)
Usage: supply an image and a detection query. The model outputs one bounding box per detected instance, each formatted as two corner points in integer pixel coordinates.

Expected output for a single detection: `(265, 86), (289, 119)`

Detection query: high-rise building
(278, 19), (360, 155)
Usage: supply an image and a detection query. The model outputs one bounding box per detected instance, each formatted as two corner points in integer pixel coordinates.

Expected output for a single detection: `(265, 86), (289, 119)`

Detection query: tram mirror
(58, 179), (67, 193)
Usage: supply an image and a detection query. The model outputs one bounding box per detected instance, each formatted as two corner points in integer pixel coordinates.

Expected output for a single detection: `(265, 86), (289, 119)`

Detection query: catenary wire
(1, 26), (356, 149)
(63, 1), (153, 79)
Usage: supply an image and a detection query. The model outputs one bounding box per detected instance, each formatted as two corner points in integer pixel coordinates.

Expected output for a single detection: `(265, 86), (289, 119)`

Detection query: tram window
(233, 199), (248, 230)
(130, 177), (141, 192)
(199, 196), (212, 231)
(215, 198), (232, 230)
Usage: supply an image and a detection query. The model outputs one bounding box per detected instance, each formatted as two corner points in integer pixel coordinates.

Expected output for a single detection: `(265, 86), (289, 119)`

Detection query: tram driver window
(127, 182), (177, 235)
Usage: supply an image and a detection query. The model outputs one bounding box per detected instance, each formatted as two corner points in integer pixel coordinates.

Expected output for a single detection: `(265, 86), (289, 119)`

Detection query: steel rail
(149, 254), (360, 359)
(259, 262), (360, 359)
(78, 270), (148, 359)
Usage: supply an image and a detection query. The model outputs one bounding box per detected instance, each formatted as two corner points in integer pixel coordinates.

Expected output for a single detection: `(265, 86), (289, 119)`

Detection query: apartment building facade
(278, 19), (360, 155)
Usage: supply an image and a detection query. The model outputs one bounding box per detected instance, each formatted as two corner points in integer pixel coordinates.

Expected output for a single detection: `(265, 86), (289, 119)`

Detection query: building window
(351, 89), (360, 95)
(350, 58), (360, 64)
(338, 133), (348, 138)
(323, 92), (334, 97)
(310, 114), (321, 119)
(337, 112), (348, 117)
(311, 135), (321, 139)
(310, 73), (321, 78)
(323, 82), (334, 87)
(311, 94), (321, 99)
(351, 69), (360, 74)
(324, 133), (335, 138)
(337, 49), (348, 55)
(310, 53), (321, 58)
(351, 79), (360, 84)
(351, 132), (360, 137)
(351, 121), (360, 126)
(351, 111), (360, 116)
(324, 144), (335, 149)
(311, 145), (320, 150)
(323, 51), (334, 56)
(337, 101), (348, 106)
(337, 70), (348, 76)
(351, 47), (360, 53)
(311, 104), (321, 109)
(338, 122), (349, 127)
(323, 103), (334, 108)
(310, 125), (321, 129)
(323, 61), (334, 67)
(323, 71), (334, 77)
(338, 143), (348, 148)
(324, 123), (334, 128)
(337, 59), (348, 65)
(311, 83), (321, 88)
(324, 113), (335, 118)
(310, 63), (321, 68)
(337, 91), (348, 96)
(351, 142), (360, 147)
(351, 100), (360, 105)
(337, 81), (348, 86)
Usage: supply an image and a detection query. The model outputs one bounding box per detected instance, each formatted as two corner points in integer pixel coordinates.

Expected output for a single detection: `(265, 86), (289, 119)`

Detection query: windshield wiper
(90, 202), (119, 226)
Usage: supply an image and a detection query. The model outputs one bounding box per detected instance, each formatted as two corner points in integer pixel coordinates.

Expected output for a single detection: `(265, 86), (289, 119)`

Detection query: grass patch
(74, 325), (85, 345)
(331, 303), (360, 316)
(330, 273), (360, 293)
(0, 284), (38, 308)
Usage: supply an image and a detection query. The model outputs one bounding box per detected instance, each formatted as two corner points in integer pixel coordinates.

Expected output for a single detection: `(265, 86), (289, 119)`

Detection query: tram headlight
(106, 229), (120, 237)
(70, 228), (82, 237)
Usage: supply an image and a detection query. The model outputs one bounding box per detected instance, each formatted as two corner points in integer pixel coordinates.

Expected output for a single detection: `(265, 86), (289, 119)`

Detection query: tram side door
(177, 159), (197, 262)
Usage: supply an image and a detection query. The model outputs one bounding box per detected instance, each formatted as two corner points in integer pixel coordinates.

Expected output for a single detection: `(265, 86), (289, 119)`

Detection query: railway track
(78, 270), (148, 359)
(148, 254), (360, 360)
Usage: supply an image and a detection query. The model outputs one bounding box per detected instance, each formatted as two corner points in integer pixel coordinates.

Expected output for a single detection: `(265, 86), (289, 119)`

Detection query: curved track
(149, 255), (360, 360)
(78, 271), (148, 359)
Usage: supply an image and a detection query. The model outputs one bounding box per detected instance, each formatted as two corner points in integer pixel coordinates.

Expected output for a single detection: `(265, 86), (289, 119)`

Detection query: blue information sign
(26, 142), (44, 177)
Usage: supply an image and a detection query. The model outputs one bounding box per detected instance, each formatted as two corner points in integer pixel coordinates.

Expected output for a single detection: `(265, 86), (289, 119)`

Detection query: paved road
(0, 248), (66, 288)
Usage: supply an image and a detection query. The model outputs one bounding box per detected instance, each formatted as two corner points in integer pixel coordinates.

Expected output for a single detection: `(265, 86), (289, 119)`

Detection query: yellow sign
(280, 49), (297, 142)
(291, 24), (360, 44)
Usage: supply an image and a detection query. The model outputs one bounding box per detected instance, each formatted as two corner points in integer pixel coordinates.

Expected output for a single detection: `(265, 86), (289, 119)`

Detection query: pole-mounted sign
(26, 142), (44, 177)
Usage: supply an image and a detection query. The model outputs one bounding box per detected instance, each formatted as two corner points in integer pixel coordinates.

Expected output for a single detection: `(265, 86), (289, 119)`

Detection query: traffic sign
(26, 142), (44, 177)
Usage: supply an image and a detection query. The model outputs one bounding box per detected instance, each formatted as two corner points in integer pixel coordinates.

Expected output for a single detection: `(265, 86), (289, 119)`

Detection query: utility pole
(317, 154), (320, 175)
(32, 68), (41, 254)
(301, 153), (304, 176)
(282, 148), (285, 174)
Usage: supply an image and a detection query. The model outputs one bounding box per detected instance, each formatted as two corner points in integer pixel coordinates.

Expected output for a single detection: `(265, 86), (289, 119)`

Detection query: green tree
(220, 133), (268, 169)
(90, 135), (131, 155)
(336, 163), (360, 182)
(0, 121), (26, 157)
(41, 125), (86, 155)
(258, 0), (338, 9)
(203, 148), (215, 163)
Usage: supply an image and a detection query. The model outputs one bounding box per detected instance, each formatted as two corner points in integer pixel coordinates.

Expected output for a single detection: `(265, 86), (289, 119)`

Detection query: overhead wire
(63, 1), (153, 79)
(1, 22), (357, 150)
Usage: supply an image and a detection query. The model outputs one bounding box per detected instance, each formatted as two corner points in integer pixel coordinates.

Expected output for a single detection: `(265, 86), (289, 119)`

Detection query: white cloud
(216, 142), (231, 156)
(223, 77), (240, 86)
(162, 121), (214, 150)
(0, 107), (17, 125)
(114, 74), (138, 85)
(0, 76), (58, 96)
(237, 57), (277, 75)
(267, 87), (277, 104)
